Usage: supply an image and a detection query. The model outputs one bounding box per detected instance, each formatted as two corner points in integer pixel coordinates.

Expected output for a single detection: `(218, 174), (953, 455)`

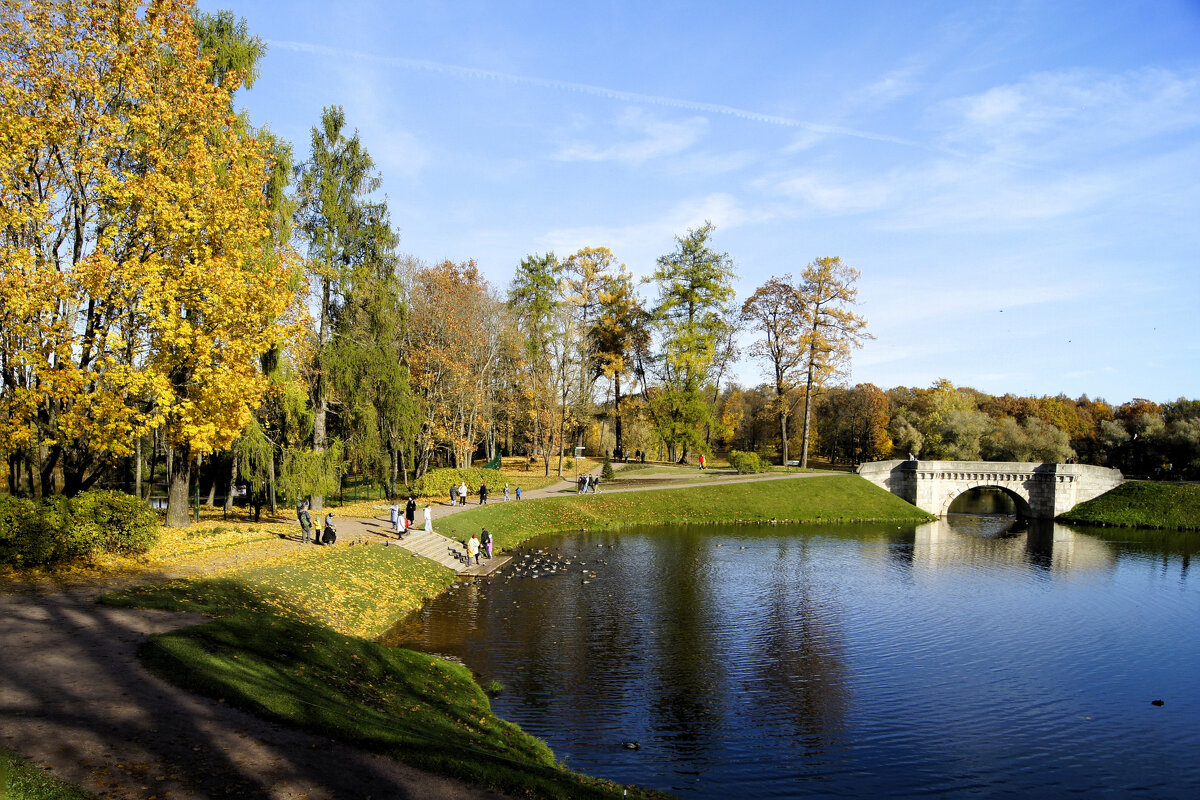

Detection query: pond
(383, 517), (1200, 798)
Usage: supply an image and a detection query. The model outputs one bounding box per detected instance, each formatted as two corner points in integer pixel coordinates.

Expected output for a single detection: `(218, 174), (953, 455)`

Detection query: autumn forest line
(2, 2), (1197, 528)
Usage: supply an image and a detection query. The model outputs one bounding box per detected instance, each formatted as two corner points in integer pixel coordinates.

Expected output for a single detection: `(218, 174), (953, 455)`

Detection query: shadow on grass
(138, 612), (666, 799)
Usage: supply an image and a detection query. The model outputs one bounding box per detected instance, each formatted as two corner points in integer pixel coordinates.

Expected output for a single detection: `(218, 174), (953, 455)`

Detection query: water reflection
(908, 517), (1118, 576)
(383, 521), (1200, 798)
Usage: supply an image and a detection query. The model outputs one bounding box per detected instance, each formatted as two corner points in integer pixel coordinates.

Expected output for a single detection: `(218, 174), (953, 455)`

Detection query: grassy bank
(438, 473), (934, 550)
(1058, 481), (1200, 530)
(103, 542), (456, 639)
(1, 750), (96, 800)
(137, 614), (662, 799)
(101, 543), (667, 796)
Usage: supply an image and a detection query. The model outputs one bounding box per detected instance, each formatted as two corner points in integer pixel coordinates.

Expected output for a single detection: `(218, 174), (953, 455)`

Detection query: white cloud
(555, 108), (708, 164)
(938, 67), (1200, 163)
(769, 173), (894, 214)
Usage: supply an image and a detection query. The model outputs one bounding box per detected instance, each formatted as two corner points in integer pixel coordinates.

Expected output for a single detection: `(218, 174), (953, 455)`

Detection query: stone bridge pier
(856, 460), (1124, 519)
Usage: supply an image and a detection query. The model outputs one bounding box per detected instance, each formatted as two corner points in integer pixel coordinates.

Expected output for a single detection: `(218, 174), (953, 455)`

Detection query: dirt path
(0, 586), (510, 800)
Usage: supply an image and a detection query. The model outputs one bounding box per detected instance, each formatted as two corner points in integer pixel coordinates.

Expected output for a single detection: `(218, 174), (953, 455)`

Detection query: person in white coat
(423, 504), (432, 532)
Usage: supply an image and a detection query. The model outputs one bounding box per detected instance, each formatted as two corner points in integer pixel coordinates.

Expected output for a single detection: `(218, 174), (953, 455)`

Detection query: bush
(411, 467), (505, 498)
(0, 490), (158, 567)
(728, 450), (769, 474)
(73, 489), (159, 555)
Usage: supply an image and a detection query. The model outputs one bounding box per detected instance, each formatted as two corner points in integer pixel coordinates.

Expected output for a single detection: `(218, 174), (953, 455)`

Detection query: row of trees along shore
(3, 3), (1199, 526)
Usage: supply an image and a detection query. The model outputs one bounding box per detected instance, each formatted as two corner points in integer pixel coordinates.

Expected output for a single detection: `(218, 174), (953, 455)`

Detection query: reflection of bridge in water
(857, 460), (1124, 519)
(899, 517), (1118, 575)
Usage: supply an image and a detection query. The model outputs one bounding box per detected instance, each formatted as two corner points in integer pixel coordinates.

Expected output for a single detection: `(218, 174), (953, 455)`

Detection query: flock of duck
(504, 546), (611, 583)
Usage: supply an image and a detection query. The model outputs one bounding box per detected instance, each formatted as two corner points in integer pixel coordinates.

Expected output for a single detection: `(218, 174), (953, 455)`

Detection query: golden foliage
(0, 0), (301, 468)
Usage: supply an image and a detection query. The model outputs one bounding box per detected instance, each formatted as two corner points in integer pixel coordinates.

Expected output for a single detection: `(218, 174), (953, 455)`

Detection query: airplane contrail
(268, 39), (920, 149)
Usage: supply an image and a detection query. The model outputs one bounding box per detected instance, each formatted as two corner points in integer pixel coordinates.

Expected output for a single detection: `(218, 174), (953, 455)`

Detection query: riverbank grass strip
(440, 473), (934, 550)
(139, 614), (668, 799)
(1058, 481), (1200, 530)
(1, 749), (97, 800)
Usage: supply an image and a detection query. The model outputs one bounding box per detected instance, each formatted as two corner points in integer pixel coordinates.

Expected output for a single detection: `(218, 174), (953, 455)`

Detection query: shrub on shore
(0, 490), (158, 567)
(727, 449), (769, 474)
(411, 467), (504, 498)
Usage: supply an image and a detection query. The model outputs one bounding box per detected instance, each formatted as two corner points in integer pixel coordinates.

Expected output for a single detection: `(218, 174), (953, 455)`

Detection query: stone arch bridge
(856, 460), (1124, 519)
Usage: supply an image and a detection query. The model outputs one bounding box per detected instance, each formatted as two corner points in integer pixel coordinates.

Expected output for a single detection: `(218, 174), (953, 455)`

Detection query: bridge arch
(940, 484), (1032, 519)
(856, 460), (1123, 520)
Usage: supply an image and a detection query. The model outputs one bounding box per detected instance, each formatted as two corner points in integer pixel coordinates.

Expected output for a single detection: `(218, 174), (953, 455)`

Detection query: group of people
(297, 477), (529, 559)
(389, 496), (432, 538)
(450, 481), (521, 505)
(577, 474), (601, 493)
(465, 528), (492, 565)
(606, 448), (647, 464)
(295, 501), (336, 545)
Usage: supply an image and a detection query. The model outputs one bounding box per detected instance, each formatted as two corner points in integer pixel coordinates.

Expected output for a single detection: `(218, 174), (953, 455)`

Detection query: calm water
(384, 517), (1200, 798)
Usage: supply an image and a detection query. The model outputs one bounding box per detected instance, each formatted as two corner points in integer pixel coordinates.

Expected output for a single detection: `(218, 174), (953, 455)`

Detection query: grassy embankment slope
(1058, 481), (1200, 530)
(102, 474), (927, 799)
(441, 472), (934, 549)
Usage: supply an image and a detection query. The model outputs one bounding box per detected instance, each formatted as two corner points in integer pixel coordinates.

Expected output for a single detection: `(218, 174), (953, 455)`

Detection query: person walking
(405, 496), (417, 531)
(458, 481), (468, 507)
(389, 501), (401, 536)
(503, 483), (510, 501)
(480, 527), (493, 559)
(423, 504), (432, 532)
(321, 511), (336, 545)
(515, 486), (522, 500)
(467, 532), (481, 565)
(479, 482), (488, 505)
(450, 486), (456, 506)
(298, 501), (313, 544)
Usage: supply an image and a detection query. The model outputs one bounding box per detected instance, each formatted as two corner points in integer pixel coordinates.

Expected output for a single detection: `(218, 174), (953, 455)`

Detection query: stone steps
(393, 528), (472, 572)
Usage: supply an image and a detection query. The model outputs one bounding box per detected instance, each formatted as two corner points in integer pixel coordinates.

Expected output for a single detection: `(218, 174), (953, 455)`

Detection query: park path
(332, 466), (838, 572)
(0, 467), (833, 799)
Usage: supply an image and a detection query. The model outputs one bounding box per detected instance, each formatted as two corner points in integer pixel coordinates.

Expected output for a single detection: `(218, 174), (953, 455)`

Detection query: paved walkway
(330, 466), (836, 576)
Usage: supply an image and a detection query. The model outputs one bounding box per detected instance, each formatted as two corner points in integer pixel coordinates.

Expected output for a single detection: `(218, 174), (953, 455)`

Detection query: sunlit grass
(439, 473), (934, 551)
(0, 750), (96, 800)
(1058, 481), (1200, 530)
(104, 542), (455, 640)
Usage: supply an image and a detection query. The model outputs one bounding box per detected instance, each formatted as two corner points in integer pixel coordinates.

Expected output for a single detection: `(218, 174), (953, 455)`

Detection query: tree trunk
(224, 454), (237, 514)
(310, 393), (327, 511)
(780, 411), (789, 466)
(166, 446), (191, 528)
(267, 452), (277, 514)
(205, 456), (217, 506)
(145, 437), (159, 502)
(613, 373), (624, 457)
(135, 436), (142, 499)
(800, 364), (816, 469)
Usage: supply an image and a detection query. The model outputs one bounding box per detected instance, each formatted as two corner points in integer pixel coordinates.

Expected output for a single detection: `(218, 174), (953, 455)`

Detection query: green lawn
(103, 540), (456, 640)
(1058, 480), (1200, 530)
(1, 750), (96, 800)
(439, 472), (934, 551)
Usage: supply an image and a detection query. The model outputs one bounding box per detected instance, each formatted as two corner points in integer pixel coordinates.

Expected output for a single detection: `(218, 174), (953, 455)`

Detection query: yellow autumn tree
(0, 0), (300, 526)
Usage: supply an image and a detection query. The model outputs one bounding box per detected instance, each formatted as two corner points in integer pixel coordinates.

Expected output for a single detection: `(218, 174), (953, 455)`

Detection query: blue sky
(203, 0), (1200, 405)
